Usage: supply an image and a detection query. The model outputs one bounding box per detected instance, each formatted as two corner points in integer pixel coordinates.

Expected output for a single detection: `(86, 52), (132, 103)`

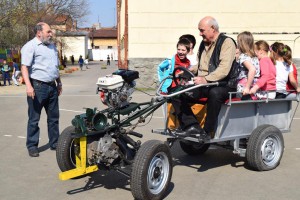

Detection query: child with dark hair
(270, 42), (299, 98)
(285, 45), (300, 99)
(157, 38), (191, 93)
(170, 38), (191, 88)
(250, 40), (276, 99)
(179, 34), (198, 71)
(1, 60), (11, 86)
(78, 55), (84, 70)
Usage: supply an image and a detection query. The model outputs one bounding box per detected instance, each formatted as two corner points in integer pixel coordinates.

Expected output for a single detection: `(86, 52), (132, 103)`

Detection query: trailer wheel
(179, 141), (210, 155)
(131, 140), (173, 200)
(246, 125), (284, 171)
(56, 126), (79, 172)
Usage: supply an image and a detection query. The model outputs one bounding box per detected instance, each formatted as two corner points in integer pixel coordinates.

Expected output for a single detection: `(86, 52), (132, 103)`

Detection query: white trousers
(12, 71), (21, 85)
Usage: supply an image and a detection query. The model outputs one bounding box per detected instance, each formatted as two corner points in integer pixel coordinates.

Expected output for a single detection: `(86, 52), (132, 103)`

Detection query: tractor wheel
(131, 140), (173, 200)
(56, 126), (79, 172)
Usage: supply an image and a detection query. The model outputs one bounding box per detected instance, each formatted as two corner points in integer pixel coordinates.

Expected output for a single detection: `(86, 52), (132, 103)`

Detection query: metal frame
(155, 79), (299, 156)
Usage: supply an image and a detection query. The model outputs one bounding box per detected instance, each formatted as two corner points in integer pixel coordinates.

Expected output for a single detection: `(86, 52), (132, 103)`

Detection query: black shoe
(198, 129), (211, 142)
(175, 126), (201, 137)
(28, 148), (39, 157)
(50, 143), (57, 151)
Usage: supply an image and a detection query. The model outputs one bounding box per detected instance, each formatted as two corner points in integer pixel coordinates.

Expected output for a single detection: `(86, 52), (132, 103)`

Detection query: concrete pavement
(1, 61), (300, 200)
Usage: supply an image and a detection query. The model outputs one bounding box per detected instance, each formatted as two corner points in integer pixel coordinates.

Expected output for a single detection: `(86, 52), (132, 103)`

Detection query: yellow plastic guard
(59, 165), (98, 180)
(59, 137), (98, 180)
(167, 103), (206, 130)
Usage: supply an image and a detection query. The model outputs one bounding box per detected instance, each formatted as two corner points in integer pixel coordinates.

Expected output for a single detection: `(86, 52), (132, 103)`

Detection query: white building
(56, 31), (89, 63)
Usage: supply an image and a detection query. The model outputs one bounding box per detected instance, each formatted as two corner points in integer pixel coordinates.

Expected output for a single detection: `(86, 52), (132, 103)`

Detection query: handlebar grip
(128, 131), (143, 138)
(218, 81), (227, 87)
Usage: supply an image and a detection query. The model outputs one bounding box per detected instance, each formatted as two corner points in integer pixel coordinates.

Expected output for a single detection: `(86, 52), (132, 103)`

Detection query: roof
(56, 31), (88, 36)
(89, 28), (117, 38)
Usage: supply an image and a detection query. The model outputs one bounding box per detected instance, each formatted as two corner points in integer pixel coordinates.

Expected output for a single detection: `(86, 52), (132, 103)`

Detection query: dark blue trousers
(171, 86), (234, 133)
(26, 80), (59, 150)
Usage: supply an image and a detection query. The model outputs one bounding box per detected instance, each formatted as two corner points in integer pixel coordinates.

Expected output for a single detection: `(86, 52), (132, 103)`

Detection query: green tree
(0, 0), (89, 49)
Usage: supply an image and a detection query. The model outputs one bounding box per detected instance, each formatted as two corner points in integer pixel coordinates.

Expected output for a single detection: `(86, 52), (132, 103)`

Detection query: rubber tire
(56, 126), (79, 172)
(179, 141), (210, 155)
(131, 140), (173, 200)
(246, 124), (284, 171)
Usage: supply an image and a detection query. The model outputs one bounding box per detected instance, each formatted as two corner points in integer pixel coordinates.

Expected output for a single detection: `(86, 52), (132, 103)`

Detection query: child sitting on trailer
(249, 40), (276, 99)
(236, 31), (260, 100)
(157, 38), (191, 93)
(269, 42), (299, 98)
(285, 45), (300, 99)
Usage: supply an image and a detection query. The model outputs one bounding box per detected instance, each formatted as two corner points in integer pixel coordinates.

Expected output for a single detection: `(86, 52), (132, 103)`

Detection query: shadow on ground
(170, 141), (247, 172)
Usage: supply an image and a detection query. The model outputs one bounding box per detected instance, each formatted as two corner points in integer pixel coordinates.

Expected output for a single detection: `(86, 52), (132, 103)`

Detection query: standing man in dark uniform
(172, 16), (236, 140)
(21, 22), (63, 157)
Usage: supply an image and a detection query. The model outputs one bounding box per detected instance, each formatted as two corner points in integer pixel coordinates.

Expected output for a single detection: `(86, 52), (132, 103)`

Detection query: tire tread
(246, 125), (284, 171)
(131, 140), (172, 200)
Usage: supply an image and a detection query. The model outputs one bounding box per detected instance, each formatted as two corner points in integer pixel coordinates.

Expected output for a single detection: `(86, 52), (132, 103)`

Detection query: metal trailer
(155, 73), (300, 172)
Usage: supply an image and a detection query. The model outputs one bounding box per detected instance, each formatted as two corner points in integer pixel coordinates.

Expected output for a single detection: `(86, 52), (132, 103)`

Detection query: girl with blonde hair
(236, 31), (260, 100)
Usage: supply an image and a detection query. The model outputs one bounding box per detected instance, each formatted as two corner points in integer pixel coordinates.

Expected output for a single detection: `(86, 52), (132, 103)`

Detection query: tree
(0, 0), (89, 49)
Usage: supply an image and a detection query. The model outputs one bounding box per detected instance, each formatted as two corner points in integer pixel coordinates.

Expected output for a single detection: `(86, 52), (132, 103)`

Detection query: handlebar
(156, 76), (227, 98)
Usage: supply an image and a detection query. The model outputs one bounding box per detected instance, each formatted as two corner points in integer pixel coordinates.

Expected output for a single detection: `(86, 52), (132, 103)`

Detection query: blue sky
(81, 0), (116, 28)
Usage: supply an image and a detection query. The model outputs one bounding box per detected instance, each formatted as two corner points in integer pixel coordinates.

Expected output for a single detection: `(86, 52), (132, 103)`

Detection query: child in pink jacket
(250, 40), (276, 99)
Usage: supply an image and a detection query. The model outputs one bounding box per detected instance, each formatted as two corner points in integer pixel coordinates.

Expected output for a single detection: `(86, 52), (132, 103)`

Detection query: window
(108, 46), (112, 49)
(95, 46), (99, 49)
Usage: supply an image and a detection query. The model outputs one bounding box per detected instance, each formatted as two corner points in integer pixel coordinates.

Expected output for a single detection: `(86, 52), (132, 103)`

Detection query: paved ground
(1, 61), (300, 200)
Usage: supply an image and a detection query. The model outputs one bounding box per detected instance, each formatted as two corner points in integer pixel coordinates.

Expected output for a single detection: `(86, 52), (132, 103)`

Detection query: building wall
(118, 0), (300, 88)
(87, 37), (118, 61)
(127, 0), (300, 58)
(90, 49), (118, 61)
(93, 38), (117, 48)
(57, 35), (88, 62)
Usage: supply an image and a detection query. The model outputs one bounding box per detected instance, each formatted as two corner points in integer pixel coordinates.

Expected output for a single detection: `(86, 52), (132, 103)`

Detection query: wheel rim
(261, 135), (282, 167)
(69, 139), (79, 167)
(147, 152), (170, 195)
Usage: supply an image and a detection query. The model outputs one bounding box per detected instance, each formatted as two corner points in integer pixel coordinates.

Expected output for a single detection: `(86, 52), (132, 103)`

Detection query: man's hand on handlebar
(193, 76), (207, 85)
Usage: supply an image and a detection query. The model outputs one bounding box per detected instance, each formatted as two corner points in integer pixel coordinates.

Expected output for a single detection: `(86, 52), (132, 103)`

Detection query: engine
(97, 70), (139, 108)
(87, 134), (120, 166)
(99, 80), (135, 108)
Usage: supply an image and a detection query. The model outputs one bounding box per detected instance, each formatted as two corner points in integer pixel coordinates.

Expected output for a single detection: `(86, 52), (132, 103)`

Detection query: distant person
(12, 59), (21, 86)
(84, 58), (89, 69)
(61, 58), (66, 69)
(63, 55), (67, 65)
(71, 55), (75, 65)
(78, 55), (84, 70)
(107, 55), (110, 66)
(21, 22), (62, 157)
(1, 59), (11, 86)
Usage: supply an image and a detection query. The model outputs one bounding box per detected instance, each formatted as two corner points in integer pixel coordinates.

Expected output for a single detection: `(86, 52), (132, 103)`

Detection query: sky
(81, 0), (117, 28)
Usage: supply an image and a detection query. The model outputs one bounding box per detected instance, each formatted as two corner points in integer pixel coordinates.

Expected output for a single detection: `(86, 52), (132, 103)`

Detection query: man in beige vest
(172, 16), (236, 140)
